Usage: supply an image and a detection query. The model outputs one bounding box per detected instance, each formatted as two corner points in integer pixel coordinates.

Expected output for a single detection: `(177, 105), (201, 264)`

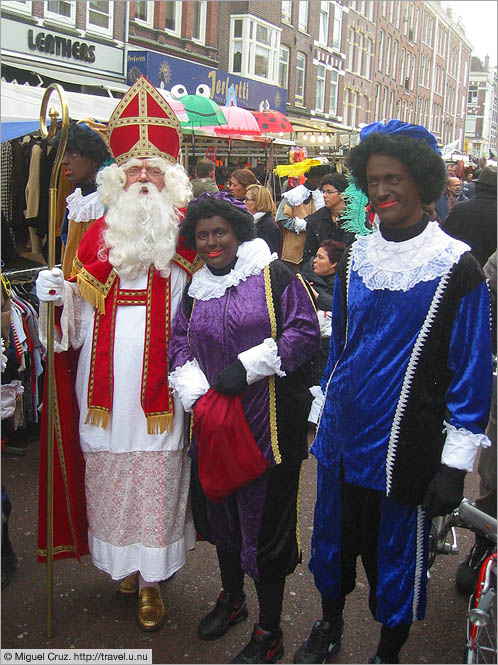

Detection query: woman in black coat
(301, 239), (347, 387)
(244, 184), (282, 256)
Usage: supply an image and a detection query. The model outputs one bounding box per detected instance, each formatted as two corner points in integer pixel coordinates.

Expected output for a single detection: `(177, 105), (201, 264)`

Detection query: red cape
(38, 215), (198, 562)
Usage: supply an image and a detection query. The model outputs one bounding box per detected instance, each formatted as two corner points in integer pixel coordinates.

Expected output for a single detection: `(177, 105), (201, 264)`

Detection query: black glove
(422, 464), (466, 519)
(214, 360), (248, 395)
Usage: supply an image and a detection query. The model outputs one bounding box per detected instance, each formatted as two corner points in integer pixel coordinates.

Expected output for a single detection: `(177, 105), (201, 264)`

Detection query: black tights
(217, 547), (285, 632)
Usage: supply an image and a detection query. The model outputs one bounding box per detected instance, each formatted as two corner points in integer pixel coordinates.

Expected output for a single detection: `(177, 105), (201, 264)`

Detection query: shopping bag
(192, 388), (270, 503)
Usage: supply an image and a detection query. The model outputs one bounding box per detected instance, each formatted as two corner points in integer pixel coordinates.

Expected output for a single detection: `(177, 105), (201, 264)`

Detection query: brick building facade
(1, 0), (484, 157)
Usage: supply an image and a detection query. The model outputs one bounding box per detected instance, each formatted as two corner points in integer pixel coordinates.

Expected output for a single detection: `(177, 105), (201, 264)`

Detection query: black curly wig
(181, 196), (256, 250)
(55, 123), (110, 166)
(321, 172), (349, 193)
(347, 133), (446, 205)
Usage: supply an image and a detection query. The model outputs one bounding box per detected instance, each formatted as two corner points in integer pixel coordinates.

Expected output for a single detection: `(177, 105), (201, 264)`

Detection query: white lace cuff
(169, 360), (210, 413)
(39, 281), (81, 353)
(441, 420), (492, 472)
(238, 338), (286, 385)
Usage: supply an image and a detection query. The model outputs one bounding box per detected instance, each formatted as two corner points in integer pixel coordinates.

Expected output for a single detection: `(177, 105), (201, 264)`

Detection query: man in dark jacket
(443, 166), (497, 267)
(434, 176), (468, 222)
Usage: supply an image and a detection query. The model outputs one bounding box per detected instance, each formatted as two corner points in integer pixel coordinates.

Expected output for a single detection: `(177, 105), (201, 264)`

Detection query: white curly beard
(100, 181), (179, 279)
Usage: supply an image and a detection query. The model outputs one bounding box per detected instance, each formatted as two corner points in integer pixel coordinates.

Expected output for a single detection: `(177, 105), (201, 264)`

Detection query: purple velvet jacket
(169, 259), (320, 466)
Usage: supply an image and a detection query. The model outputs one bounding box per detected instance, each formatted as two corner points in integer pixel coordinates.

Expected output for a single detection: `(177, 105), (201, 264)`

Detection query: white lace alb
(66, 188), (104, 223)
(352, 221), (469, 292)
(188, 238), (278, 301)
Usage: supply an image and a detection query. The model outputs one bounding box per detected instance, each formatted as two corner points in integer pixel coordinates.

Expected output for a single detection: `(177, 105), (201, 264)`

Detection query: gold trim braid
(263, 264), (281, 465)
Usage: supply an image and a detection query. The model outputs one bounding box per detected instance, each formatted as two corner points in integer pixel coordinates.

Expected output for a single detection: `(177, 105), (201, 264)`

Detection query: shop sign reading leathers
(28, 29), (96, 63)
(1, 17), (124, 77)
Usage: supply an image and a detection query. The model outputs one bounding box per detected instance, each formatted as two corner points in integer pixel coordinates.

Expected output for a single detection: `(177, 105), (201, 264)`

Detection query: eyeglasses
(322, 189), (339, 195)
(125, 165), (164, 178)
(243, 197), (255, 202)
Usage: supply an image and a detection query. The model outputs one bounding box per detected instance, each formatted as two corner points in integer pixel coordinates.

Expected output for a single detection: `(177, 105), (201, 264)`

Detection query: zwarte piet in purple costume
(169, 192), (320, 583)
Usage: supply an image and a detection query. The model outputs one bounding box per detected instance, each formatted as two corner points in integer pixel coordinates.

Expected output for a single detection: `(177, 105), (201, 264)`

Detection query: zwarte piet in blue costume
(293, 120), (493, 665)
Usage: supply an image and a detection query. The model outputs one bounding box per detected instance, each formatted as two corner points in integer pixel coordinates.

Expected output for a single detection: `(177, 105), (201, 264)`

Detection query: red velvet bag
(192, 388), (270, 503)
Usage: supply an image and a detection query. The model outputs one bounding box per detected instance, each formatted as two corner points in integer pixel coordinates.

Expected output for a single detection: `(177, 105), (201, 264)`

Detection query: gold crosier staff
(39, 83), (69, 638)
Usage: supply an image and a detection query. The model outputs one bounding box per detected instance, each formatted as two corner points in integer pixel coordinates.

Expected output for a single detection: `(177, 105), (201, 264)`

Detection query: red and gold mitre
(106, 75), (183, 165)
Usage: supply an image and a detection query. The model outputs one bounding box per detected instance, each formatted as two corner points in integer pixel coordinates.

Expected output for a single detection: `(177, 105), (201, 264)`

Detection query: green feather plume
(341, 178), (372, 236)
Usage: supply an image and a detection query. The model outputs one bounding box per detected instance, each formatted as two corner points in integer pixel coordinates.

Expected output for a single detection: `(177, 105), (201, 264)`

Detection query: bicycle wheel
(464, 553), (497, 664)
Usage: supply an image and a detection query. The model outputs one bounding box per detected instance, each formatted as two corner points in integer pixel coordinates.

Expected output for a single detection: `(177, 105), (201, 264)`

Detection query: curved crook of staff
(39, 83), (69, 638)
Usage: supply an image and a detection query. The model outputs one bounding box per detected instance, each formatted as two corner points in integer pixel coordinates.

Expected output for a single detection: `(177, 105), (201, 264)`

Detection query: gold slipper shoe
(118, 572), (139, 595)
(138, 587), (166, 632)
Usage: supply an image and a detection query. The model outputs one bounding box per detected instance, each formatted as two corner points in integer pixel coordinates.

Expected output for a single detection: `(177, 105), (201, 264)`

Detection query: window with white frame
(46, 1), (75, 23)
(399, 48), (405, 86)
(382, 86), (388, 119)
(87, 1), (113, 35)
(365, 38), (372, 79)
(408, 3), (415, 41)
(329, 69), (339, 115)
(347, 28), (355, 69)
(281, 1), (292, 23)
(392, 40), (398, 81)
(319, 1), (329, 45)
(165, 1), (181, 34)
(298, 1), (308, 32)
(388, 1), (394, 23)
(229, 16), (281, 84)
(279, 46), (289, 89)
(343, 88), (350, 125)
(135, 1), (153, 26)
(367, 1), (374, 22)
(402, 4), (408, 35)
(232, 19), (243, 73)
(351, 91), (358, 128)
(296, 52), (306, 102)
(385, 36), (391, 77)
(389, 89), (395, 117)
(316, 64), (326, 111)
(332, 4), (342, 50)
(357, 33), (364, 75)
(405, 52), (410, 90)
(374, 83), (380, 120)
(192, 1), (206, 43)
(2, 1), (32, 14)
(410, 54), (415, 89)
(377, 30), (384, 71)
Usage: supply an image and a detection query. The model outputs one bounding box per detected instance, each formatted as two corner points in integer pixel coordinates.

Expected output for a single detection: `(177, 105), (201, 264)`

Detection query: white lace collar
(66, 188), (104, 223)
(188, 238), (278, 301)
(253, 211), (265, 222)
(352, 221), (470, 292)
(283, 184), (324, 209)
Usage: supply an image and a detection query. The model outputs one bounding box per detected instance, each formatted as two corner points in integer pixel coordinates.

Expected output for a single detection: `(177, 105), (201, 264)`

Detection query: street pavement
(1, 428), (478, 664)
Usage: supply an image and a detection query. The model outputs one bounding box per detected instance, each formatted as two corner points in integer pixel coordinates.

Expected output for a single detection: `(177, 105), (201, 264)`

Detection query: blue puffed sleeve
(446, 280), (493, 434)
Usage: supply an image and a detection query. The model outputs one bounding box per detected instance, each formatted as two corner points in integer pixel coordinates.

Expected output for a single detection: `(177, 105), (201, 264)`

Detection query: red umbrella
(252, 110), (294, 133)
